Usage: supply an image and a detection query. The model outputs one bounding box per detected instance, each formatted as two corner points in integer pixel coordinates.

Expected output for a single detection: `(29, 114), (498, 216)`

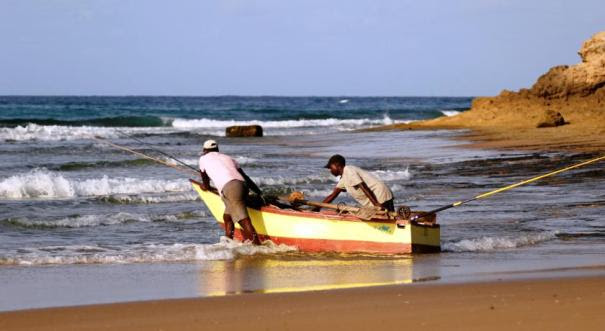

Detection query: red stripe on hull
(225, 227), (440, 254)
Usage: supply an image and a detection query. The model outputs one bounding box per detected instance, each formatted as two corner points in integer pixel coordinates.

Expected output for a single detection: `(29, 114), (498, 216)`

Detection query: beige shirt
(336, 165), (393, 207)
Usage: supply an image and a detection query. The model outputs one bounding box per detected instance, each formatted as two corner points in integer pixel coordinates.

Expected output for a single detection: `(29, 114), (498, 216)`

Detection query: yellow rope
(465, 154), (605, 204)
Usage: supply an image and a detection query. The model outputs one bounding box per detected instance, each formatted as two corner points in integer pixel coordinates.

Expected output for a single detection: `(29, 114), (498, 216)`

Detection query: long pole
(413, 154), (605, 221)
(91, 136), (200, 177)
(114, 129), (198, 172)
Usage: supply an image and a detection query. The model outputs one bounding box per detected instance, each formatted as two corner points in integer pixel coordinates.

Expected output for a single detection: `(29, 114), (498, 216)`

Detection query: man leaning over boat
(198, 140), (262, 245)
(319, 154), (395, 212)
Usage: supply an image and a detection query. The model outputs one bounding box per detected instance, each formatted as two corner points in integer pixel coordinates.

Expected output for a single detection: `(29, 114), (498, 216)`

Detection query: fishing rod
(114, 128), (198, 172)
(91, 136), (200, 177)
(412, 154), (605, 221)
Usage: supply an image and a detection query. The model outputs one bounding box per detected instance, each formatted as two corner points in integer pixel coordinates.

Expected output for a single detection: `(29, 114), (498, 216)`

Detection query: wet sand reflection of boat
(191, 180), (440, 254)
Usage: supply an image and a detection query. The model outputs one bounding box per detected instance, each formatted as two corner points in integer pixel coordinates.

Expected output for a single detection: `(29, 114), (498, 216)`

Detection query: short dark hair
(204, 147), (219, 153)
(324, 154), (346, 168)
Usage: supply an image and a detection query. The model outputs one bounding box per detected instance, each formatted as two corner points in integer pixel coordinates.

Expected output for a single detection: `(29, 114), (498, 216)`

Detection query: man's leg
(223, 214), (235, 239)
(239, 217), (261, 245)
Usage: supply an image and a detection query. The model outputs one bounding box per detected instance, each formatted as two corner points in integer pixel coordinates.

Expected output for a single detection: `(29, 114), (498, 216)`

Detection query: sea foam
(170, 115), (398, 129)
(440, 110), (461, 117)
(0, 237), (297, 266)
(2, 210), (207, 229)
(0, 169), (191, 199)
(443, 231), (558, 252)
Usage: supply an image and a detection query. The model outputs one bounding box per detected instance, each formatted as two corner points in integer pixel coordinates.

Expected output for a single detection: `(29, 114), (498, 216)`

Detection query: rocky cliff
(373, 32), (605, 151)
(462, 31), (605, 128)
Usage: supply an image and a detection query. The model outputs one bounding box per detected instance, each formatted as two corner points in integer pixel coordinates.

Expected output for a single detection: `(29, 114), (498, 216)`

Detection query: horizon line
(0, 94), (477, 98)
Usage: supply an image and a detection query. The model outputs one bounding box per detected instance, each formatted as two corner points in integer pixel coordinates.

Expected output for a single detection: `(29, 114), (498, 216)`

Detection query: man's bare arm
(323, 187), (344, 204)
(200, 171), (211, 191)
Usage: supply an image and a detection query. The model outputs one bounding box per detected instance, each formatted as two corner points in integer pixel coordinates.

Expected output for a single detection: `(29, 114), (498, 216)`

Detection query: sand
(2, 276), (604, 330)
(367, 105), (605, 153)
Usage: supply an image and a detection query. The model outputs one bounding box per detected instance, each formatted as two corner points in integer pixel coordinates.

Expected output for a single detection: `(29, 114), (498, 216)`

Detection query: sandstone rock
(225, 125), (263, 137)
(530, 32), (605, 99)
(536, 110), (566, 128)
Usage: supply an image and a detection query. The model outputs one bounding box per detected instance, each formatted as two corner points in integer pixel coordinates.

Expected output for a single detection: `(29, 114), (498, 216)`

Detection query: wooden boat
(191, 180), (440, 254)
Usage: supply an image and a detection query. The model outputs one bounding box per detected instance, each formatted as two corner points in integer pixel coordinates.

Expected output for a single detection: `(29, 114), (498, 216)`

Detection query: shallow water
(0, 96), (604, 311)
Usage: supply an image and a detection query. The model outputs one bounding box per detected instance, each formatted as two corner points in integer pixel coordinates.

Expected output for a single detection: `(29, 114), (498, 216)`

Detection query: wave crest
(0, 169), (191, 199)
(443, 231), (558, 252)
(171, 115), (399, 129)
(2, 211), (207, 229)
(0, 238), (297, 266)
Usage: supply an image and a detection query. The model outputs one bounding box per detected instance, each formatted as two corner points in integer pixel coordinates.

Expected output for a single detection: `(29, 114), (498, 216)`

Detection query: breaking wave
(170, 115), (401, 129)
(440, 110), (461, 117)
(2, 210), (207, 229)
(0, 169), (191, 199)
(0, 116), (168, 128)
(100, 192), (200, 204)
(253, 169), (411, 187)
(443, 231), (558, 252)
(372, 168), (411, 181)
(0, 237), (297, 266)
(0, 116), (407, 141)
(0, 123), (119, 142)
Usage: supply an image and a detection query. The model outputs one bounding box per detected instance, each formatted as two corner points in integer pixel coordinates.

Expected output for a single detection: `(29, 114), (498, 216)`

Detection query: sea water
(0, 96), (603, 310)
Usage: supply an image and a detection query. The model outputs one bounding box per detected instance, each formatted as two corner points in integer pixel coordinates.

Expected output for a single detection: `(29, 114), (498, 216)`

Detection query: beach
(2, 275), (605, 330)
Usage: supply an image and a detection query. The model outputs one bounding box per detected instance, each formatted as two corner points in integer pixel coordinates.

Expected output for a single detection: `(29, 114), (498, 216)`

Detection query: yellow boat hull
(191, 180), (440, 254)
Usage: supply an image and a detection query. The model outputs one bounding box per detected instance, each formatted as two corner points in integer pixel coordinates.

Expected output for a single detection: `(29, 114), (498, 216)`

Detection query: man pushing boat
(198, 139), (262, 245)
(319, 154), (395, 212)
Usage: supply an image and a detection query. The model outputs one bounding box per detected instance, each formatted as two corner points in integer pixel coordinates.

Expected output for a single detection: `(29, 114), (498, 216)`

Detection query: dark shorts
(221, 180), (249, 222)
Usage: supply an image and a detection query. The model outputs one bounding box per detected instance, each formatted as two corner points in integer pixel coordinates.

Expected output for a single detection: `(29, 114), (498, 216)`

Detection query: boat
(191, 180), (440, 254)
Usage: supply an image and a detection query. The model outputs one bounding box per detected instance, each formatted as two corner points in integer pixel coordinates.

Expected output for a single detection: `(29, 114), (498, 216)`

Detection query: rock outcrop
(226, 125), (263, 137)
(536, 110), (566, 128)
(372, 32), (605, 152)
(464, 31), (605, 129)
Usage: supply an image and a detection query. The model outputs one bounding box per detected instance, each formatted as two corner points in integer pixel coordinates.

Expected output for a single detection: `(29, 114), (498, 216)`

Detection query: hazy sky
(1, 0), (604, 96)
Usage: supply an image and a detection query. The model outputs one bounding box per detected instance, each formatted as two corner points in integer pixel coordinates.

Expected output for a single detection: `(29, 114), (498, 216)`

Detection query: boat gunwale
(189, 179), (439, 228)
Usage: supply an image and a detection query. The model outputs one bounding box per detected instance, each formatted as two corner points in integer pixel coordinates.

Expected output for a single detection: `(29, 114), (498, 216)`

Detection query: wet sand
(2, 276), (604, 330)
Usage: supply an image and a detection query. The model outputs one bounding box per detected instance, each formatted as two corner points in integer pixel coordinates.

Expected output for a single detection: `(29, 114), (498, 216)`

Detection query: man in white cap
(198, 139), (262, 245)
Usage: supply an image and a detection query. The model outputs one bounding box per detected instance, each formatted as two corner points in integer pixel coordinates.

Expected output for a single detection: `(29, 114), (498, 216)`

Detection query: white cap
(203, 139), (218, 150)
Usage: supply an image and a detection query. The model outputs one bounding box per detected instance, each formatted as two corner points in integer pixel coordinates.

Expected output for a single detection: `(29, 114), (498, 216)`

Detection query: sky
(1, 0), (604, 96)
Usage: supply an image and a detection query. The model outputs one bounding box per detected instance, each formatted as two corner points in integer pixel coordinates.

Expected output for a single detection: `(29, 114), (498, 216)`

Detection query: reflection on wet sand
(197, 256), (441, 296)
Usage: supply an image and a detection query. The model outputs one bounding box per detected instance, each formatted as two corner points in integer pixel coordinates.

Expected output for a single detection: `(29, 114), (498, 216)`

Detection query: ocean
(0, 96), (603, 311)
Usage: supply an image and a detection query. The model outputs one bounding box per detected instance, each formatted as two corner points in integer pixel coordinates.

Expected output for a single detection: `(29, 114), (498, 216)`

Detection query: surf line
(413, 154), (605, 221)
(91, 136), (200, 177)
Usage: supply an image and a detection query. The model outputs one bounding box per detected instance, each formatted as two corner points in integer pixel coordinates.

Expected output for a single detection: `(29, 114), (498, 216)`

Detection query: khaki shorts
(221, 180), (249, 222)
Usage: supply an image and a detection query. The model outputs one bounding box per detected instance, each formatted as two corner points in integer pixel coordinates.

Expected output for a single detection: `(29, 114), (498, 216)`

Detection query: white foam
(339, 99), (350, 104)
(0, 169), (191, 199)
(234, 156), (258, 165)
(253, 174), (336, 186)
(3, 210), (207, 228)
(105, 192), (200, 204)
(441, 110), (461, 117)
(171, 115), (398, 129)
(0, 123), (118, 142)
(371, 168), (412, 181)
(443, 231), (558, 252)
(0, 237), (297, 266)
(0, 124), (172, 142)
(304, 188), (335, 197)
